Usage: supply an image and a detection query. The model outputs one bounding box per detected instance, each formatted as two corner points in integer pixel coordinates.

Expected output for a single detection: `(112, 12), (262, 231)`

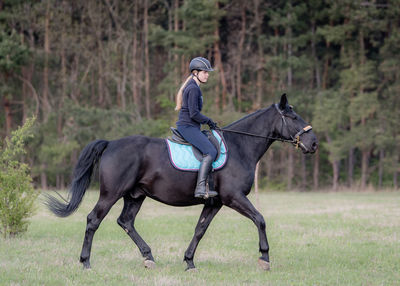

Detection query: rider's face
(197, 70), (209, 83)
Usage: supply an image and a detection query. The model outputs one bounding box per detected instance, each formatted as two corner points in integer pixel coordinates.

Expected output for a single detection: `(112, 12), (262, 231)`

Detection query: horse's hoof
(81, 260), (91, 269)
(185, 267), (198, 272)
(144, 259), (156, 269)
(258, 259), (270, 271)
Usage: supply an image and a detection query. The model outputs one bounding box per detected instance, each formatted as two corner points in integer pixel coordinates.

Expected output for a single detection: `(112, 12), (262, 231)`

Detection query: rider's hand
(207, 119), (218, 130)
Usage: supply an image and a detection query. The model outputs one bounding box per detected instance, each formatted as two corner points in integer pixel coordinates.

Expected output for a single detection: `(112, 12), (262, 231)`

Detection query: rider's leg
(176, 125), (218, 198)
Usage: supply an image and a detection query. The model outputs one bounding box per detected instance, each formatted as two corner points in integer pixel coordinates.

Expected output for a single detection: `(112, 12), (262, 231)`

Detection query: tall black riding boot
(194, 154), (218, 199)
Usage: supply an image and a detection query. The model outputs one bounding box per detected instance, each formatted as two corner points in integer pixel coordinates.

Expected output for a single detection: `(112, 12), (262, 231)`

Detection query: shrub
(0, 117), (38, 238)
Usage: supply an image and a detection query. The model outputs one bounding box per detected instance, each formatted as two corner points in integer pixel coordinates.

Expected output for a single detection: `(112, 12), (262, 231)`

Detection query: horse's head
(273, 94), (318, 154)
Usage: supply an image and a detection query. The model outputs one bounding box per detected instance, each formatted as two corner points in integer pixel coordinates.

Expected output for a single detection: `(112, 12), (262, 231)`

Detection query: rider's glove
(207, 119), (218, 130)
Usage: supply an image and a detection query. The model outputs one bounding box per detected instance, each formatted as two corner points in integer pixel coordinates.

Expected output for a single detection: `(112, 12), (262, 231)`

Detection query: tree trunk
(173, 0), (179, 100)
(117, 42), (129, 111)
(378, 149), (384, 189)
(348, 147), (354, 187)
(22, 28), (36, 120)
(41, 163), (48, 190)
(236, 4), (246, 111)
(131, 0), (140, 115)
(144, 0), (151, 119)
(214, 76), (220, 110)
(40, 0), (52, 190)
(301, 155), (307, 190)
(394, 151), (399, 190)
(214, 21), (227, 110)
(311, 21), (321, 90)
(228, 68), (235, 110)
(360, 149), (370, 190)
(42, 0), (51, 120)
(21, 32), (28, 123)
(270, 27), (279, 101)
(322, 20), (332, 90)
(253, 0), (263, 109)
(322, 56), (330, 90)
(359, 30), (369, 191)
(287, 147), (294, 190)
(328, 132), (340, 191)
(3, 96), (12, 137)
(326, 134), (339, 190)
(286, 8), (293, 190)
(97, 32), (105, 106)
(286, 9), (292, 92)
(332, 160), (339, 191)
(311, 22), (320, 190)
(313, 149), (319, 190)
(57, 12), (67, 190)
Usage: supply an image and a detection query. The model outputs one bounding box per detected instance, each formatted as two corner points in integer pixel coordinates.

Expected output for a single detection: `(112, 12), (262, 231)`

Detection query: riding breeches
(176, 125), (217, 161)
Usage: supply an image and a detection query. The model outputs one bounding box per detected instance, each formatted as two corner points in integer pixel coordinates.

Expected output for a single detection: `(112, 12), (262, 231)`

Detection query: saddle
(168, 127), (222, 161)
(165, 128), (228, 172)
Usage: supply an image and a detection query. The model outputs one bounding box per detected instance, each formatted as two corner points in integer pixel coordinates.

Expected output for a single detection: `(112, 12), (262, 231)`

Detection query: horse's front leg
(226, 195), (270, 270)
(184, 201), (222, 271)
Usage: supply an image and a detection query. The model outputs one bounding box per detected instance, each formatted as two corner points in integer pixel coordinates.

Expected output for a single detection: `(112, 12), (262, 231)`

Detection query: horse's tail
(45, 139), (109, 217)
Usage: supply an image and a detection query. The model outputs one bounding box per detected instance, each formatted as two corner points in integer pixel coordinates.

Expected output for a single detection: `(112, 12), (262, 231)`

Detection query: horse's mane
(224, 104), (274, 129)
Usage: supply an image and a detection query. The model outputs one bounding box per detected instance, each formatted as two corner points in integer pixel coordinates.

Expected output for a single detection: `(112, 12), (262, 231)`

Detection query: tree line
(1, 0), (399, 191)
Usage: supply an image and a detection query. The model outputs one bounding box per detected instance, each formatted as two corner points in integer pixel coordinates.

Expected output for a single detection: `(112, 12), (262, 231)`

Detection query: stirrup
(194, 183), (218, 199)
(194, 190), (217, 199)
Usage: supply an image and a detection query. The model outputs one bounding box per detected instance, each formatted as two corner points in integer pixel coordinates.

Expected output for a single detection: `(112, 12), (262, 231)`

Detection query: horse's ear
(279, 93), (288, 110)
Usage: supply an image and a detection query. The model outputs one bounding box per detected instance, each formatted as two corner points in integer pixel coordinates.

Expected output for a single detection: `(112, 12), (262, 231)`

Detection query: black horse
(46, 94), (318, 271)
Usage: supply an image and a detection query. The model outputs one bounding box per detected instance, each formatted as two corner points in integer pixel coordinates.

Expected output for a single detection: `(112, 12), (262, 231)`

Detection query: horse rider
(175, 57), (218, 199)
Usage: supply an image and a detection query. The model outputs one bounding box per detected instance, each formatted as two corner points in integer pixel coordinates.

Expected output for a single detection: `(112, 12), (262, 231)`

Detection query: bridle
(273, 104), (313, 150)
(219, 104), (313, 151)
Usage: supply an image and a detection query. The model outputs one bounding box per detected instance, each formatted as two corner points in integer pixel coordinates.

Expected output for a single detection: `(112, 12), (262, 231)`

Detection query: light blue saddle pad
(165, 130), (228, 172)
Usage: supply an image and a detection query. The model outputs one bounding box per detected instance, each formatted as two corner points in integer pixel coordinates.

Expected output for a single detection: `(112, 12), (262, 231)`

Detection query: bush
(0, 117), (38, 238)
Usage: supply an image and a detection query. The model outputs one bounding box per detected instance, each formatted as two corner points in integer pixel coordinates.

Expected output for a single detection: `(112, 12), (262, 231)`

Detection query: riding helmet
(189, 57), (214, 72)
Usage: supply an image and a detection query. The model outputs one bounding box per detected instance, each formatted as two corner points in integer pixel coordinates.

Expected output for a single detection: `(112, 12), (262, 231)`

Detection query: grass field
(1, 191), (399, 286)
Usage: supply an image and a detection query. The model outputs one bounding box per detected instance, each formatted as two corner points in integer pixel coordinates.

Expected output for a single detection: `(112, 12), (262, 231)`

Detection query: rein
(218, 128), (294, 143)
(217, 104), (313, 150)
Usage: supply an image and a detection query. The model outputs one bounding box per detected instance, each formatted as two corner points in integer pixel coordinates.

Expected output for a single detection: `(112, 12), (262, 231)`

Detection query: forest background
(1, 0), (399, 191)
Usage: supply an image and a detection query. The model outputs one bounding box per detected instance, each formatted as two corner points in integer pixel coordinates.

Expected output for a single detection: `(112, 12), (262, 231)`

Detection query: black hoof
(185, 267), (197, 272)
(80, 257), (91, 269)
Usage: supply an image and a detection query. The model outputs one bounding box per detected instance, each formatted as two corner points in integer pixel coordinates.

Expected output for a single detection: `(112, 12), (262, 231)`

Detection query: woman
(175, 57), (218, 199)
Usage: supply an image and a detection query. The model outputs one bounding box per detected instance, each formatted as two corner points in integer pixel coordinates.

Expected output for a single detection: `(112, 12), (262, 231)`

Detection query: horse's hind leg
(117, 194), (155, 267)
(184, 201), (222, 271)
(80, 194), (120, 269)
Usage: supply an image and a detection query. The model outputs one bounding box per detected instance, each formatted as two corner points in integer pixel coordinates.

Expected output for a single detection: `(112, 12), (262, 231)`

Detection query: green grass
(1, 191), (399, 285)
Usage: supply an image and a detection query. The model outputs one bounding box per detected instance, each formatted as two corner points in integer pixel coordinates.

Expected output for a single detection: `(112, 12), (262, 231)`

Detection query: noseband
(220, 104), (313, 151)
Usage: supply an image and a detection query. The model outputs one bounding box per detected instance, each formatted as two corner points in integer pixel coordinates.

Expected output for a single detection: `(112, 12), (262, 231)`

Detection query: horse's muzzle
(299, 139), (318, 154)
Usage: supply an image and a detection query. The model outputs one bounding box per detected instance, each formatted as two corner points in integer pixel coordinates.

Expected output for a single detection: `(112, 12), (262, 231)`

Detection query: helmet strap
(193, 71), (206, 84)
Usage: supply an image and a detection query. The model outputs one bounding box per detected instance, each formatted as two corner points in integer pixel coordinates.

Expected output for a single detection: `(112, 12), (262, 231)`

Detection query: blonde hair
(175, 75), (194, 111)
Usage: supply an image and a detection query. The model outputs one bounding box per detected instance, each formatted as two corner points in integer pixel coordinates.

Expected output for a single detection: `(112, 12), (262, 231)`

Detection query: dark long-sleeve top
(176, 78), (211, 128)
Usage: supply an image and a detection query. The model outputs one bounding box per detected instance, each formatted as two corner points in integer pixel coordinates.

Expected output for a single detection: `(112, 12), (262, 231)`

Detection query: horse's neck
(225, 108), (275, 166)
